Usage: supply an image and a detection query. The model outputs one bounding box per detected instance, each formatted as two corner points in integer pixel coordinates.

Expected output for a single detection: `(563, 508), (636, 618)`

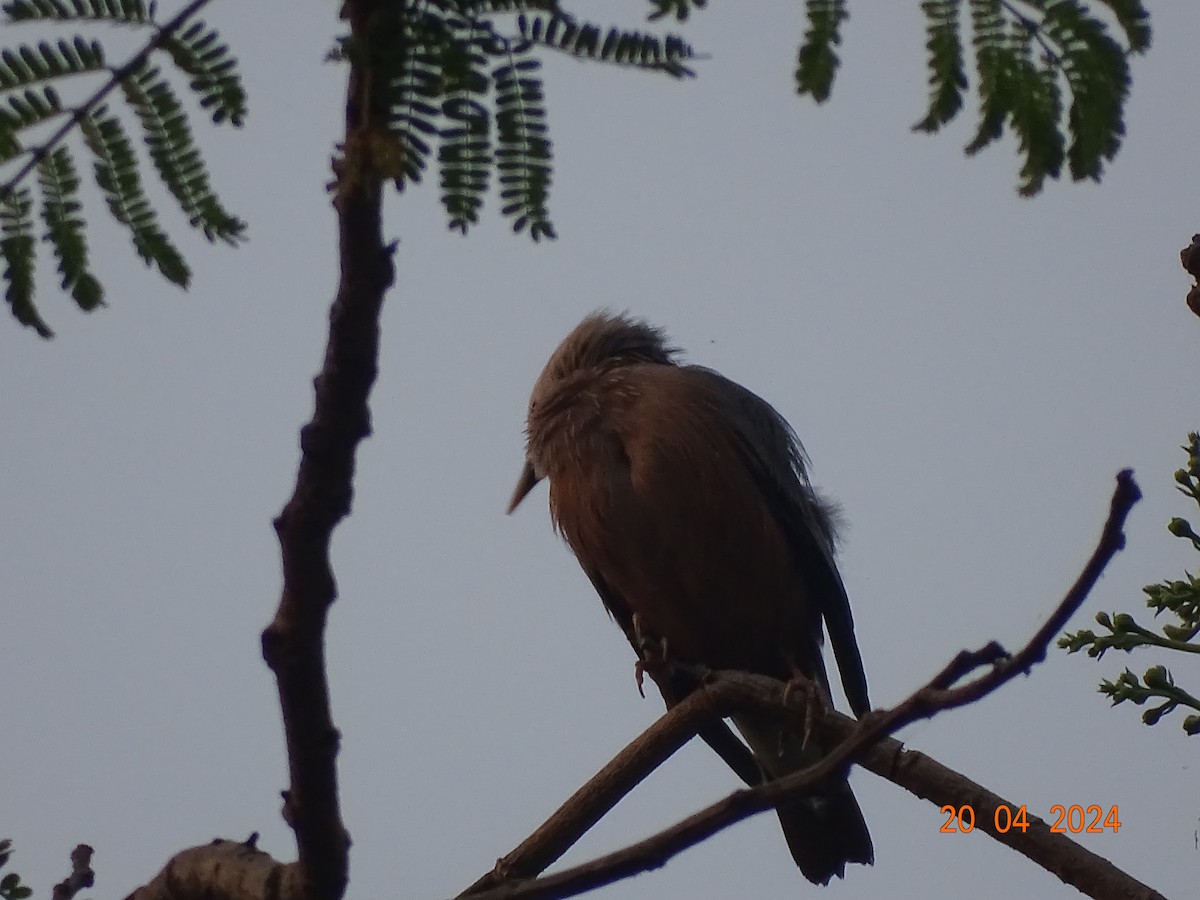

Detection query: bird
(507, 311), (873, 885)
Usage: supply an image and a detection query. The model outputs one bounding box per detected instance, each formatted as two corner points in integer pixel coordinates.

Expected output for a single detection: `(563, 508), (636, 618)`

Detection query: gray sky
(4, 2), (1198, 898)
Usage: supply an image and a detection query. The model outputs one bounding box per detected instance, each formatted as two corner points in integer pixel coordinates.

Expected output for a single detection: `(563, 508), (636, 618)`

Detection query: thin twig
(460, 687), (733, 895)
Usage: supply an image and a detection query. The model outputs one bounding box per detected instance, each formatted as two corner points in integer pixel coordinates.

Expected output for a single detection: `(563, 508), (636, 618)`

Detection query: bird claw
(631, 613), (670, 698)
(634, 659), (649, 698)
(782, 671), (830, 752)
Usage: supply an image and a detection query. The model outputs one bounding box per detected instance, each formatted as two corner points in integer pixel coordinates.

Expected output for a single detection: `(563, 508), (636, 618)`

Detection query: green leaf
(436, 12), (492, 233)
(37, 145), (104, 310)
(4, 0), (151, 24)
(913, 0), (966, 132)
(795, 0), (848, 103)
(120, 62), (245, 243)
(1096, 0), (1151, 52)
(158, 18), (247, 126)
(518, 12), (695, 78)
(493, 57), (554, 241)
(1041, 0), (1129, 184)
(0, 37), (106, 90)
(81, 105), (189, 286)
(1, 186), (51, 336)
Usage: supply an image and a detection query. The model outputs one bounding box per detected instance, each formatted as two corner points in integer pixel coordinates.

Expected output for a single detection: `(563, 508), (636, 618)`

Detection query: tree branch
(124, 4), (397, 898)
(124, 838), (295, 900)
(461, 470), (1155, 900)
(460, 686), (734, 895)
(256, 1), (396, 899)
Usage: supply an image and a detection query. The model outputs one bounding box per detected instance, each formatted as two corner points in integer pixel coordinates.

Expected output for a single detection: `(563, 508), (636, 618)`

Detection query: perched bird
(508, 311), (873, 885)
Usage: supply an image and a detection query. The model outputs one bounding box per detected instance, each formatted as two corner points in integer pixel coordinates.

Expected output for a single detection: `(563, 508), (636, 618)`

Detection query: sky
(3, 2), (1198, 898)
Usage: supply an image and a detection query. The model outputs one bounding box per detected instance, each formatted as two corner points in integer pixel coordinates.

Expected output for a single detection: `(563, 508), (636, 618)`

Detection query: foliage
(1061, 433), (1200, 736)
(341, 1), (695, 241)
(795, 0), (847, 104)
(905, 0), (1151, 196)
(0, 1), (1157, 337)
(0, 840), (32, 900)
(0, 0), (245, 337)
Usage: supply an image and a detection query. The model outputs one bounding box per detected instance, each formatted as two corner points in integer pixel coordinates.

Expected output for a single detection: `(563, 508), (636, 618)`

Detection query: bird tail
(731, 712), (874, 885)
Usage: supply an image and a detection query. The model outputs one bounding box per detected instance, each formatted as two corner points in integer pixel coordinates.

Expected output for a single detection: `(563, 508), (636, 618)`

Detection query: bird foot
(782, 671), (830, 752)
(631, 613), (670, 698)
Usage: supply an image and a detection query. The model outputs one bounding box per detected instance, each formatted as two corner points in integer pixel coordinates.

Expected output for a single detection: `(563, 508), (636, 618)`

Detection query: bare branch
(257, 2), (397, 899)
(460, 687), (732, 895)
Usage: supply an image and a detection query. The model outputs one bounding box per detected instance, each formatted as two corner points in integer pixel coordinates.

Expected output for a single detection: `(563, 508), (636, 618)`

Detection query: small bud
(1166, 518), (1195, 540)
(1184, 715), (1200, 736)
(1142, 706), (1165, 726)
(1143, 665), (1170, 689)
(1113, 613), (1136, 631)
(1095, 611), (1112, 628)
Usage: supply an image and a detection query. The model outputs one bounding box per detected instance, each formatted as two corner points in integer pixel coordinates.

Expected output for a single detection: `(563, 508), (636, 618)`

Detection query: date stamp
(940, 804), (1122, 834)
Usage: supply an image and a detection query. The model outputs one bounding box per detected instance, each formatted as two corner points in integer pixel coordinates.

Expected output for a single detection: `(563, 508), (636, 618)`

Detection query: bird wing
(576, 560), (765, 789)
(682, 365), (871, 717)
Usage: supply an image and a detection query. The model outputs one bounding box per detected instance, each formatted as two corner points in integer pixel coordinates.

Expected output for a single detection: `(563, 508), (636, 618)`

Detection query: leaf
(37, 145), (104, 309)
(518, 12), (696, 78)
(795, 0), (848, 103)
(81, 106), (189, 286)
(120, 62), (245, 242)
(158, 18), (247, 126)
(913, 0), (966, 132)
(0, 187), (52, 336)
(493, 57), (554, 240)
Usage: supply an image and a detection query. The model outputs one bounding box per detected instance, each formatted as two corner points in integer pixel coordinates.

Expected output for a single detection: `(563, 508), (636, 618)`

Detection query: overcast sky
(4, 2), (1198, 898)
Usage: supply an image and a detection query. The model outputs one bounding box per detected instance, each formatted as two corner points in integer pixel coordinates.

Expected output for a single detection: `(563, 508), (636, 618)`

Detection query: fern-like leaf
(37, 145), (102, 309)
(1007, 25), (1064, 196)
(81, 105), (189, 286)
(518, 13), (695, 77)
(381, 13), (444, 189)
(913, 0), (966, 132)
(0, 186), (50, 336)
(1096, 0), (1151, 52)
(3, 79), (63, 125)
(964, 0), (1008, 156)
(4, 0), (152, 25)
(158, 18), (247, 126)
(493, 56), (553, 240)
(0, 83), (63, 160)
(437, 12), (492, 233)
(0, 37), (106, 90)
(795, 0), (847, 103)
(120, 62), (244, 242)
(1040, 0), (1128, 184)
(955, 0), (1145, 194)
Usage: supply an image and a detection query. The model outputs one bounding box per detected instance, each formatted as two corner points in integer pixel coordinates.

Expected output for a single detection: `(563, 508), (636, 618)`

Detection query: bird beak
(507, 460), (543, 514)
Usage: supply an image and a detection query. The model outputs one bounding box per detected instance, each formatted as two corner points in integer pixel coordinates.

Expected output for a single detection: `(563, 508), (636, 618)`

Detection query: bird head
(507, 311), (677, 513)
